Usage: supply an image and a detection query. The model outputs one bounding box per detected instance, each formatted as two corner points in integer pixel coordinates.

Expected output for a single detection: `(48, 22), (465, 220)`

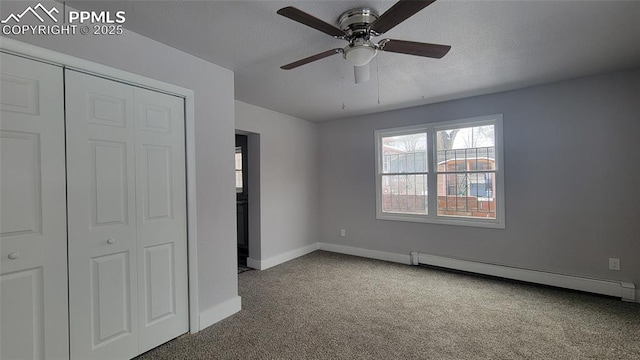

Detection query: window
(375, 115), (504, 228)
(235, 146), (243, 192)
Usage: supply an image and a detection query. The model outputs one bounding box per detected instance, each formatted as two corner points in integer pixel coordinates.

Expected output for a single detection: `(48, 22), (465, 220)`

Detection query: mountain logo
(1, 3), (59, 24)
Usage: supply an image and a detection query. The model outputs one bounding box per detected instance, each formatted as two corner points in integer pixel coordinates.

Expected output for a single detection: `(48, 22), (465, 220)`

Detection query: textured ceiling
(66, 0), (640, 122)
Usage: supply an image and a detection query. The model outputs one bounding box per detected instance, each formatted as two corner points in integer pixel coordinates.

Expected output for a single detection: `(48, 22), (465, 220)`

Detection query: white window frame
(375, 114), (505, 229)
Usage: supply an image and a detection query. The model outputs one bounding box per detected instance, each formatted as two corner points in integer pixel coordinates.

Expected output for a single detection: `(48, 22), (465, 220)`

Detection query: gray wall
(318, 68), (640, 288)
(235, 101), (320, 261)
(1, 1), (237, 313)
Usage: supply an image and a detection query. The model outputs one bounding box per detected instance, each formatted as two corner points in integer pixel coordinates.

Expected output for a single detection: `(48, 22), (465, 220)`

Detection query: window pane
(437, 172), (496, 219)
(382, 133), (427, 174)
(235, 147), (242, 171)
(381, 174), (428, 215)
(436, 125), (495, 172)
(235, 147), (243, 191)
(235, 170), (243, 190)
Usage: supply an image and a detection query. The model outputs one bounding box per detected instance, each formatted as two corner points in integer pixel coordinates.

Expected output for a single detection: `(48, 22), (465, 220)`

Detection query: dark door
(236, 135), (249, 266)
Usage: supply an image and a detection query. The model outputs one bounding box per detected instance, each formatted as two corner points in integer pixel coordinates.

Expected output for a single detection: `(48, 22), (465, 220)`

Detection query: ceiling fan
(277, 0), (451, 83)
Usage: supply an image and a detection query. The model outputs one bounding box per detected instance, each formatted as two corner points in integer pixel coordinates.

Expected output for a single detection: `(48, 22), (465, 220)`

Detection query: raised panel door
(65, 70), (139, 360)
(0, 52), (68, 360)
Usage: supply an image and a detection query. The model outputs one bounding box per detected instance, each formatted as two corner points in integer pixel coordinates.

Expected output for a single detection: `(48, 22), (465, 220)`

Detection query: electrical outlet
(340, 229), (346, 237)
(609, 258), (620, 271)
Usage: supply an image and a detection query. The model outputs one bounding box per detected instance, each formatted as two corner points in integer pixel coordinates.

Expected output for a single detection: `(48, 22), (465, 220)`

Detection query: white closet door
(0, 53), (69, 359)
(66, 70), (139, 360)
(134, 87), (188, 353)
(66, 70), (188, 359)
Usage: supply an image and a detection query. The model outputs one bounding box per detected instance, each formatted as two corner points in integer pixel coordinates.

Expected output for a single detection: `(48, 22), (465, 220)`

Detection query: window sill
(376, 212), (505, 229)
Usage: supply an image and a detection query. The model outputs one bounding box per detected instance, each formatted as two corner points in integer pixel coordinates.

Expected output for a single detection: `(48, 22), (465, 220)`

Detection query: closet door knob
(106, 239), (115, 245)
(8, 252), (19, 260)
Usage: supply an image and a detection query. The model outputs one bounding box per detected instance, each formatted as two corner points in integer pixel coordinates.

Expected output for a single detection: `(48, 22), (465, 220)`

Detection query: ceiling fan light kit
(354, 64), (371, 84)
(277, 0), (451, 83)
(344, 40), (377, 66)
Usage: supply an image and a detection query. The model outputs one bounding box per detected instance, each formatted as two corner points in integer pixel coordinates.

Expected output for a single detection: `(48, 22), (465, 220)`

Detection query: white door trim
(0, 37), (201, 333)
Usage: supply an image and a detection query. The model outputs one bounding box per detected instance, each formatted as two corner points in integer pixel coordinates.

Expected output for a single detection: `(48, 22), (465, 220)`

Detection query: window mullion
(437, 170), (497, 175)
(383, 172), (428, 176)
(427, 127), (437, 217)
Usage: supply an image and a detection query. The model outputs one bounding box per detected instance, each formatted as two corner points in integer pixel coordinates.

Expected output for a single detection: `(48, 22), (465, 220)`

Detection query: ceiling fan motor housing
(339, 8), (379, 66)
(338, 8), (379, 38)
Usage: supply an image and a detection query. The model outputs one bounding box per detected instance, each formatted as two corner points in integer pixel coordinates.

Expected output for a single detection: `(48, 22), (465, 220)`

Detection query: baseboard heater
(410, 252), (636, 302)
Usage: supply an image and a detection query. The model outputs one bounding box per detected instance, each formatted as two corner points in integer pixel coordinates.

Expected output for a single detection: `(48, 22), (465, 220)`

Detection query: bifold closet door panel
(0, 53), (69, 360)
(134, 87), (189, 353)
(65, 70), (139, 360)
(134, 88), (189, 352)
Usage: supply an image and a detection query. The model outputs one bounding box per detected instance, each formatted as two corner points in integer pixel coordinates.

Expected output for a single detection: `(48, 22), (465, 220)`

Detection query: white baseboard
(248, 242), (638, 303)
(247, 243), (319, 270)
(417, 253), (636, 302)
(318, 243), (411, 265)
(198, 296), (242, 331)
(246, 257), (262, 270)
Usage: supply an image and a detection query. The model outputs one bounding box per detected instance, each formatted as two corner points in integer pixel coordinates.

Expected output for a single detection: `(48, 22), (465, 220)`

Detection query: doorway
(236, 135), (250, 272)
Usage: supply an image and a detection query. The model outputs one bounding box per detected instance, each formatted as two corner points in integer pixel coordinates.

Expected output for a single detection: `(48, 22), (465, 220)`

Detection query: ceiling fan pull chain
(341, 74), (346, 110)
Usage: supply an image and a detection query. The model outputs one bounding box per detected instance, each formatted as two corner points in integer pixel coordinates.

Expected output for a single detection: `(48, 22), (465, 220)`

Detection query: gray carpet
(136, 251), (640, 359)
(238, 265), (252, 274)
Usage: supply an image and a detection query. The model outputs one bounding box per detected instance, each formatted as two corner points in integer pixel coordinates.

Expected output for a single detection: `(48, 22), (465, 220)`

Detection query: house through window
(375, 115), (504, 228)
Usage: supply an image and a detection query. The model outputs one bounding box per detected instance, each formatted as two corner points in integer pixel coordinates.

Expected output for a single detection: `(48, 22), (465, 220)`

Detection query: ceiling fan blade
(277, 7), (346, 38)
(281, 49), (344, 70)
(379, 39), (451, 58)
(369, 0), (436, 35)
